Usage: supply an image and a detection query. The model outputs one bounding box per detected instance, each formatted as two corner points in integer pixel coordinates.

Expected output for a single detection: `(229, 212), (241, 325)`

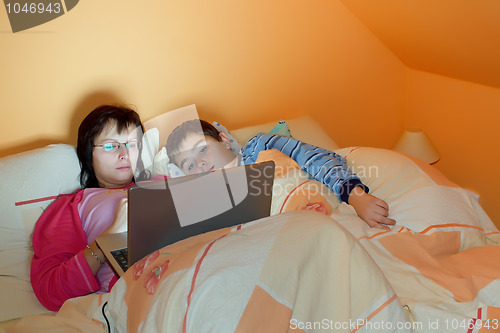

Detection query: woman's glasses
(94, 140), (141, 153)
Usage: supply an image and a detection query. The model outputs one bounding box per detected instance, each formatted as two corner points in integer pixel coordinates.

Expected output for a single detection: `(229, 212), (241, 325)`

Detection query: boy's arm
(242, 133), (395, 229)
(242, 133), (367, 202)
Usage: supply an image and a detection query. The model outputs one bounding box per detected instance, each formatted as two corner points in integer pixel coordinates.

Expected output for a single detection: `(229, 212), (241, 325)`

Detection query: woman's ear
(219, 132), (232, 150)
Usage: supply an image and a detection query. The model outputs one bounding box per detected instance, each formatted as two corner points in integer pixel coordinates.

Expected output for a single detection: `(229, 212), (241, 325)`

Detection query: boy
(166, 119), (396, 229)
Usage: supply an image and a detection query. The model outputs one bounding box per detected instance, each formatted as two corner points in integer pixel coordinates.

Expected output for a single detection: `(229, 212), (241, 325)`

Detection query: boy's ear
(219, 132), (232, 150)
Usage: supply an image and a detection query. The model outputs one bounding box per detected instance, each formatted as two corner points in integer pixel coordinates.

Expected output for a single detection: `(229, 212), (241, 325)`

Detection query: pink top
(78, 188), (128, 292)
(31, 186), (130, 311)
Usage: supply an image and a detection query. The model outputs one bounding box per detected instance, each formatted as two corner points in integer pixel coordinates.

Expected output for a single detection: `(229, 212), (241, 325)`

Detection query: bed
(1, 115), (499, 332)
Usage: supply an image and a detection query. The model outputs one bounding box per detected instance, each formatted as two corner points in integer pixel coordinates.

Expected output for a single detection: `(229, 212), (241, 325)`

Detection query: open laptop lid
(127, 160), (275, 266)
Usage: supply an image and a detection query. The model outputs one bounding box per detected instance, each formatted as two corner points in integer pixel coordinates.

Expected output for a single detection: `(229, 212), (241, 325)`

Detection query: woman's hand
(102, 198), (128, 236)
(348, 187), (396, 229)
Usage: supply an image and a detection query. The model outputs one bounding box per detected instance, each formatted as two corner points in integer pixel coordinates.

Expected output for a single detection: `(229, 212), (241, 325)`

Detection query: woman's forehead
(98, 121), (140, 139)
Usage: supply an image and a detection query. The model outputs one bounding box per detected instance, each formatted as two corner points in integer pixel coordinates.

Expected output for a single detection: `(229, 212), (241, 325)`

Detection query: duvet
(5, 147), (500, 333)
(5, 211), (409, 333)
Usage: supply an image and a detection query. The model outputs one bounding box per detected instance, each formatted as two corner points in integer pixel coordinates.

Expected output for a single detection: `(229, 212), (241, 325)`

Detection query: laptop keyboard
(111, 248), (128, 272)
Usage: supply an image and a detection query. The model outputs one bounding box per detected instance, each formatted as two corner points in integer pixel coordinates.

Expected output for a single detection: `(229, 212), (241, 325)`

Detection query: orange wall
(1, 1), (495, 227)
(405, 69), (500, 227)
(0, 0), (405, 157)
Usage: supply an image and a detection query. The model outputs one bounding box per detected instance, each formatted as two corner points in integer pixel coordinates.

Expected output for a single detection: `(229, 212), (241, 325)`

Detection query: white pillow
(332, 147), (498, 235)
(139, 128), (181, 178)
(230, 115), (339, 151)
(137, 128), (170, 178)
(211, 121), (242, 154)
(153, 147), (170, 177)
(167, 162), (186, 178)
(138, 127), (160, 177)
(0, 144), (80, 321)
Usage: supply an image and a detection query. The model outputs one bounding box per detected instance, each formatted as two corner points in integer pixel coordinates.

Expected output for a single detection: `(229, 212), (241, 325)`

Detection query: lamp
(393, 127), (440, 164)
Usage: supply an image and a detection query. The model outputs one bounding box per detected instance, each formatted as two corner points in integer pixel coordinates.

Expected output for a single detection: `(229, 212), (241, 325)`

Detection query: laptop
(96, 161), (275, 276)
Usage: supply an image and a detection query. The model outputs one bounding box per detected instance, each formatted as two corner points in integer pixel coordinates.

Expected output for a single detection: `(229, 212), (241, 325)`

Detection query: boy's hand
(348, 187), (396, 229)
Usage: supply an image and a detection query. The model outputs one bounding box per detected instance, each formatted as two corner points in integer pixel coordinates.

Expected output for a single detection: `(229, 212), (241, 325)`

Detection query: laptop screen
(127, 161), (275, 265)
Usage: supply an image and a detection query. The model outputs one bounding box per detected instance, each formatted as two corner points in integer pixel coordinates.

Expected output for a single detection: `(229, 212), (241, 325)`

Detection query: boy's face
(173, 132), (237, 175)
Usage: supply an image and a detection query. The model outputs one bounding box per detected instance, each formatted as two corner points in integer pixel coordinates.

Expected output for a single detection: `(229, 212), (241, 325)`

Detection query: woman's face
(92, 121), (140, 188)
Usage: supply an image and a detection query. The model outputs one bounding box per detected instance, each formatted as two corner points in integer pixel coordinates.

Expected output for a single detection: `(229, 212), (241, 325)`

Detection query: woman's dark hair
(76, 105), (144, 188)
(165, 119), (221, 162)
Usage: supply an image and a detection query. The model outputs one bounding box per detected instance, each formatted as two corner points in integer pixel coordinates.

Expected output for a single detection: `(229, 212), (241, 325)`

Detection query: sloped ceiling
(341, 0), (500, 88)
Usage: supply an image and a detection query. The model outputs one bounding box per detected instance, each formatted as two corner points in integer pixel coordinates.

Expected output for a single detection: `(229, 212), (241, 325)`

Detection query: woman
(31, 105), (144, 311)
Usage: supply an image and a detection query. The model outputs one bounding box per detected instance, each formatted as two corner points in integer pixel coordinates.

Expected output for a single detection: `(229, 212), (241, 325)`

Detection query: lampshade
(393, 127), (440, 164)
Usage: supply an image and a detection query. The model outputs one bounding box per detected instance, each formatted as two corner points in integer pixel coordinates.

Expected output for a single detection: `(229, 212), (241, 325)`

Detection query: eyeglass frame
(93, 140), (142, 153)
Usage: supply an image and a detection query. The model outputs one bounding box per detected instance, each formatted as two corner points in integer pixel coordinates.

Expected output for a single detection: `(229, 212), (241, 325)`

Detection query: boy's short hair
(166, 119), (221, 162)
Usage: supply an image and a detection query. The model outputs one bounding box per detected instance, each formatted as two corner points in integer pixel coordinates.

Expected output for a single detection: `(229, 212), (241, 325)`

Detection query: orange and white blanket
(267, 147), (500, 332)
(5, 211), (407, 332)
(335, 148), (500, 333)
(6, 147), (500, 333)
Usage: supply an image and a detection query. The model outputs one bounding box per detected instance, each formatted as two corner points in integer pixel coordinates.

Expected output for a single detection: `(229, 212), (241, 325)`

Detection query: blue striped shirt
(241, 133), (368, 203)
